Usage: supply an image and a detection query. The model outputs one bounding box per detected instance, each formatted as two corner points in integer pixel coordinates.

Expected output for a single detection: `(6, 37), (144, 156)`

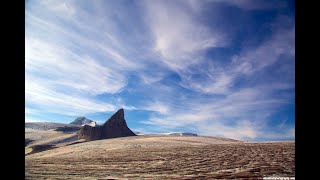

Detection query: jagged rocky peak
(70, 117), (94, 126)
(78, 108), (136, 141)
(104, 109), (126, 127)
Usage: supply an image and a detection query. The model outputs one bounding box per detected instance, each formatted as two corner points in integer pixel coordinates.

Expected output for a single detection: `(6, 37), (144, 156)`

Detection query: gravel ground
(25, 135), (295, 179)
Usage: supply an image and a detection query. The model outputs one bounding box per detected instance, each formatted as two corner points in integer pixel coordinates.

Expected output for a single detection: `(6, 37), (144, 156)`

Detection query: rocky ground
(25, 135), (295, 179)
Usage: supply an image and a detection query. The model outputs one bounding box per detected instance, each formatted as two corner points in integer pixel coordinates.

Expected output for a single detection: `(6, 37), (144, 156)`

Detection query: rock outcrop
(78, 109), (136, 141)
(70, 117), (94, 126)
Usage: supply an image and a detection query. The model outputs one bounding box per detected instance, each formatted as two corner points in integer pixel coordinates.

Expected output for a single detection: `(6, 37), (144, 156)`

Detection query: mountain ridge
(70, 117), (94, 126)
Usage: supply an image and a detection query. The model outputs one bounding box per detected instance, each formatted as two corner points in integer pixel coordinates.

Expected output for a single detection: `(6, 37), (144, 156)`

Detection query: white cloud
(26, 1), (146, 120)
(101, 46), (139, 69)
(232, 27), (295, 75)
(141, 0), (225, 70)
(51, 2), (76, 19)
(25, 79), (117, 116)
(140, 101), (171, 115)
(179, 23), (294, 95)
(198, 120), (258, 139)
(25, 38), (127, 95)
(114, 98), (137, 111)
(182, 72), (234, 95)
(26, 3), (143, 71)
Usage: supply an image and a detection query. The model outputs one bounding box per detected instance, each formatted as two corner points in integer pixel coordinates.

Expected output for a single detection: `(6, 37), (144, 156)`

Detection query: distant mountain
(25, 122), (80, 131)
(70, 117), (94, 126)
(79, 109), (136, 141)
(166, 132), (198, 136)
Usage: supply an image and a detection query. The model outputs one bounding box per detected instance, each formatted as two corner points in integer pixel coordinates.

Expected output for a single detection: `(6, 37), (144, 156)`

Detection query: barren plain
(25, 135), (295, 179)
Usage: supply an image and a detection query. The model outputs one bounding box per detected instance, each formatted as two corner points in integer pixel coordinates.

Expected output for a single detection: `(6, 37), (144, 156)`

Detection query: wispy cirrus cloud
(25, 78), (117, 116)
(25, 0), (145, 118)
(178, 20), (294, 95)
(231, 26), (295, 76)
(140, 101), (171, 115)
(26, 38), (128, 95)
(140, 0), (226, 71)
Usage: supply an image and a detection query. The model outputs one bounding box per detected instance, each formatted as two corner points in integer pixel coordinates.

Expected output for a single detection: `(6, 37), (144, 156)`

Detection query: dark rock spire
(78, 109), (136, 141)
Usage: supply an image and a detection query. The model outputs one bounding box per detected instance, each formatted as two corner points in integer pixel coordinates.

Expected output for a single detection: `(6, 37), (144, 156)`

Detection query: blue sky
(25, 0), (295, 141)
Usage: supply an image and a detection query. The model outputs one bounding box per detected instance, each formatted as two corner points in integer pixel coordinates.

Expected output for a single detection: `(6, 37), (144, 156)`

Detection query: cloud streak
(141, 0), (226, 70)
(25, 78), (117, 116)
